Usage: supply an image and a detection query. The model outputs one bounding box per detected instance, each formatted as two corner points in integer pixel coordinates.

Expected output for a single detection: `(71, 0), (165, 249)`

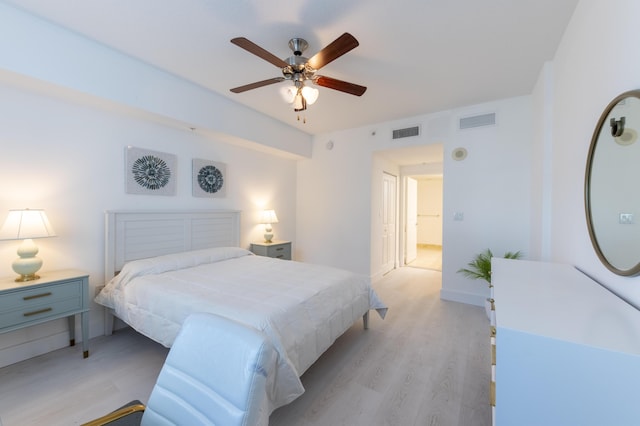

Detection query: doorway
(374, 143), (443, 278)
(405, 175), (443, 271)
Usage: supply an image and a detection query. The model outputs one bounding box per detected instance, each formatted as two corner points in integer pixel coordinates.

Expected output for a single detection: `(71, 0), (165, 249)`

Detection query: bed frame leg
(104, 309), (115, 336)
(363, 311), (369, 330)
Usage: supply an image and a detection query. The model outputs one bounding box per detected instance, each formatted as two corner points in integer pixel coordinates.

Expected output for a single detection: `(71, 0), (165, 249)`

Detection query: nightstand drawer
(266, 244), (291, 259)
(0, 280), (83, 313)
(0, 296), (82, 329)
(251, 241), (292, 260)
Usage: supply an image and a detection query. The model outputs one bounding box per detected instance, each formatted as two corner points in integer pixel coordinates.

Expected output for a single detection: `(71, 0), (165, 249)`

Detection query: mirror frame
(585, 89), (640, 276)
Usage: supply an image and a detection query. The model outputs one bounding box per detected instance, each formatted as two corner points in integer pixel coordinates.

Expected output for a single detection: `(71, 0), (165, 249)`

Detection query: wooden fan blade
(307, 33), (359, 70)
(231, 37), (289, 68)
(315, 76), (367, 96)
(230, 77), (285, 93)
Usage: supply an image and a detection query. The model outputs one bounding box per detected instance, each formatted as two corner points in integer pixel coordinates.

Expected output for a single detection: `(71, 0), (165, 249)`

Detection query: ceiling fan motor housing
(283, 40), (315, 82)
(288, 38), (308, 56)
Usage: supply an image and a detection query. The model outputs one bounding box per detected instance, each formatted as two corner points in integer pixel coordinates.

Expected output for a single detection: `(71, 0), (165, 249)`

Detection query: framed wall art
(192, 158), (226, 198)
(125, 146), (177, 196)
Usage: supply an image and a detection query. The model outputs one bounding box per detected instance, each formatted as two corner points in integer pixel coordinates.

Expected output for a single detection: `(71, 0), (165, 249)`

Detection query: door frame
(381, 172), (398, 275)
(405, 176), (418, 265)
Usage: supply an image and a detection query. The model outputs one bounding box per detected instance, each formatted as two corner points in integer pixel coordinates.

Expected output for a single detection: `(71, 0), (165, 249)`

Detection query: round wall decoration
(197, 165), (224, 193)
(132, 155), (171, 190)
(192, 158), (227, 198)
(452, 147), (468, 161)
(125, 146), (177, 196)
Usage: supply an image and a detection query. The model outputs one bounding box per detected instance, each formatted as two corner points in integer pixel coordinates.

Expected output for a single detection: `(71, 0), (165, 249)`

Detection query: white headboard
(105, 210), (241, 281)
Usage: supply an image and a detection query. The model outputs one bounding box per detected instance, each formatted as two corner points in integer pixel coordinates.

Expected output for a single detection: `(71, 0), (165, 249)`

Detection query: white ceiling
(4, 0), (578, 136)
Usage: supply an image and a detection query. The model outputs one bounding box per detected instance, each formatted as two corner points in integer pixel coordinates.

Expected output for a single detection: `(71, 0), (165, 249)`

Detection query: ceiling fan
(230, 33), (367, 113)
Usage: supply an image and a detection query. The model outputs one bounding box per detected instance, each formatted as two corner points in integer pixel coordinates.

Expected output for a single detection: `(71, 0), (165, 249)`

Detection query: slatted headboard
(104, 210), (241, 281)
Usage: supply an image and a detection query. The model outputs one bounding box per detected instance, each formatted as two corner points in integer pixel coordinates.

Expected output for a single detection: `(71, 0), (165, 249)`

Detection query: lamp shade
(260, 209), (278, 224)
(0, 209), (56, 240)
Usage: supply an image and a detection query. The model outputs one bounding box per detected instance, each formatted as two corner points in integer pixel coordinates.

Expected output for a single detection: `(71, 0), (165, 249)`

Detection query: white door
(382, 172), (397, 274)
(405, 177), (418, 264)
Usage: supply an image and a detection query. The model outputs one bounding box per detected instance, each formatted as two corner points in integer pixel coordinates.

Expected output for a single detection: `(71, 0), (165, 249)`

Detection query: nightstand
(0, 269), (90, 358)
(250, 240), (292, 260)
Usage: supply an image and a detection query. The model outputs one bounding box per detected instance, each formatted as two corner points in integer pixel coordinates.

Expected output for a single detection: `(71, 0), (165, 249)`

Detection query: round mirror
(585, 90), (640, 276)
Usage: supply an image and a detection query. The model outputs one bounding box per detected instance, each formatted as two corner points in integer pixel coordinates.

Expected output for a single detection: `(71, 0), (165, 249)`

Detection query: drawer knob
(23, 292), (52, 301)
(24, 307), (53, 317)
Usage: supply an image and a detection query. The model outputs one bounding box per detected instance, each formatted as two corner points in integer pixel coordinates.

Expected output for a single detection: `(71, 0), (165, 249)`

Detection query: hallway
(407, 244), (442, 271)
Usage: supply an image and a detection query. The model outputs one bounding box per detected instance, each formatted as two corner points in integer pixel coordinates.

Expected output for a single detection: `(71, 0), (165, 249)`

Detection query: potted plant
(458, 249), (522, 317)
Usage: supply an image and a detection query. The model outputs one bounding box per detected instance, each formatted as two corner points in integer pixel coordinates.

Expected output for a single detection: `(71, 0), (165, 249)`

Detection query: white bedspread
(95, 247), (387, 412)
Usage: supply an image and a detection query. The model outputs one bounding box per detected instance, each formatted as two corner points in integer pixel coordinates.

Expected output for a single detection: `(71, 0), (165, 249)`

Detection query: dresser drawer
(0, 280), (83, 313)
(0, 296), (82, 329)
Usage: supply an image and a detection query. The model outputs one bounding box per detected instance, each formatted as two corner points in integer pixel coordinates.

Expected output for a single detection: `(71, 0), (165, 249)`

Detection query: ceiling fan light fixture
(293, 91), (306, 111)
(230, 33), (366, 119)
(301, 86), (319, 105)
(280, 85), (297, 103)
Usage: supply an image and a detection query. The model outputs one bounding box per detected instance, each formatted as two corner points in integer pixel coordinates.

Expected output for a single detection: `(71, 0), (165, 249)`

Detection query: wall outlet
(619, 213), (634, 224)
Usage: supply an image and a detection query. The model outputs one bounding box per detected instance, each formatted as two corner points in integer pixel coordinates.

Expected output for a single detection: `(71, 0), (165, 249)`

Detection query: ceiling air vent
(392, 125), (420, 140)
(459, 112), (496, 130)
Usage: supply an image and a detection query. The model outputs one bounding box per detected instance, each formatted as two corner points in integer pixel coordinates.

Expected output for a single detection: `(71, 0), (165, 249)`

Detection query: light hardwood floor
(0, 267), (490, 426)
(406, 244), (442, 271)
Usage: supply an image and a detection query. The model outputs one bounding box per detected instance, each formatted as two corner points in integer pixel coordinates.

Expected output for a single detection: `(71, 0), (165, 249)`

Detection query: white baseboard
(0, 331), (72, 368)
(440, 288), (486, 307)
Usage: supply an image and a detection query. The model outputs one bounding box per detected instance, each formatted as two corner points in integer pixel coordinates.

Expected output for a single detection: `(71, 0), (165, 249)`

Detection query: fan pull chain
(297, 114), (307, 124)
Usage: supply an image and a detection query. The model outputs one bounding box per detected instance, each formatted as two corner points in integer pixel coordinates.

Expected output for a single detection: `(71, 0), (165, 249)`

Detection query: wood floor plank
(0, 267), (490, 426)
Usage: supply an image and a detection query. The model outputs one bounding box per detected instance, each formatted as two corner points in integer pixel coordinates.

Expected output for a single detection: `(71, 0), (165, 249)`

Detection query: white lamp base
(12, 238), (43, 282)
(264, 223), (274, 243)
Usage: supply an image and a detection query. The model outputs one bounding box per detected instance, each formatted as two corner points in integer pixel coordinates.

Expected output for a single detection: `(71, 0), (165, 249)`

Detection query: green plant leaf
(457, 249), (523, 284)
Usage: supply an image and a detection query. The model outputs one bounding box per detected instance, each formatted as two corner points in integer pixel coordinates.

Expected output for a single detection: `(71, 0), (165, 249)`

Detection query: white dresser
(491, 258), (640, 426)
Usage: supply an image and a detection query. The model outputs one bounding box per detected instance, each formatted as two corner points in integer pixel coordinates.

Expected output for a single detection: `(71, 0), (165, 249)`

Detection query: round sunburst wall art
(132, 155), (171, 190)
(197, 165), (224, 193)
(192, 158), (227, 198)
(125, 147), (177, 196)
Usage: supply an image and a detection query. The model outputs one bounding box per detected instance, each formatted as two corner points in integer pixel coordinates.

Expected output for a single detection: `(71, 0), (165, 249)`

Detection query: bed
(95, 210), (387, 413)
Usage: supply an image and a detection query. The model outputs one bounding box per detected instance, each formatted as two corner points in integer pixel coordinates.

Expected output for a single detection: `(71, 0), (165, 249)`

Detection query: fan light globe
(293, 92), (304, 110)
(302, 86), (319, 105)
(280, 85), (297, 104)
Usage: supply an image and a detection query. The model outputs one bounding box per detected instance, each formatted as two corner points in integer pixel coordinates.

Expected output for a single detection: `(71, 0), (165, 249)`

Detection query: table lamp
(260, 209), (278, 243)
(0, 209), (56, 282)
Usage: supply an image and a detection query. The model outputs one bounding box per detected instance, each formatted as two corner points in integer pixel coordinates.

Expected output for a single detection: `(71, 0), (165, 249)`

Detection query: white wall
(297, 97), (533, 304)
(295, 128), (375, 273)
(544, 0), (640, 308)
(441, 97), (533, 305)
(0, 81), (299, 367)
